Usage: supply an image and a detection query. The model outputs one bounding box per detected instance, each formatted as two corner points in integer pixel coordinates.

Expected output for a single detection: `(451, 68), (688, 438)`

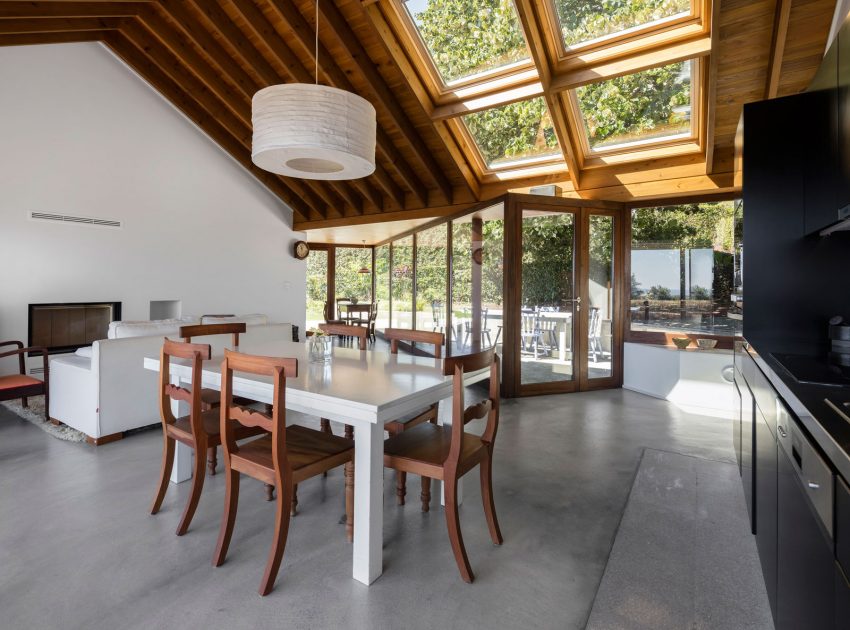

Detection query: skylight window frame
(386, 0), (539, 105)
(563, 56), (706, 164)
(538, 0), (710, 77)
(447, 100), (567, 180)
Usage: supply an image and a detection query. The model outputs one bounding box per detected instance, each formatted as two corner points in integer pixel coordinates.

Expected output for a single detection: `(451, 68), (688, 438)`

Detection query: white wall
(0, 43), (306, 371)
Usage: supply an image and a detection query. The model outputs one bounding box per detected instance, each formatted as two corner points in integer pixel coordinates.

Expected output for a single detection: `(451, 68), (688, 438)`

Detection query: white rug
(1, 396), (87, 443)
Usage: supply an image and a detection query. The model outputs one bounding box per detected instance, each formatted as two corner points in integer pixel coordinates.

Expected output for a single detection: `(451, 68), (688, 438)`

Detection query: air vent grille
(30, 211), (122, 229)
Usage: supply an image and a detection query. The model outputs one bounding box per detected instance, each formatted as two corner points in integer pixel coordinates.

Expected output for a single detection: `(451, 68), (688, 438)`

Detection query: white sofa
(49, 319), (292, 443)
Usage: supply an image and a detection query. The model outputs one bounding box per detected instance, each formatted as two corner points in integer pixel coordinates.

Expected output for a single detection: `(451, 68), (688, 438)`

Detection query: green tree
(647, 285), (672, 300)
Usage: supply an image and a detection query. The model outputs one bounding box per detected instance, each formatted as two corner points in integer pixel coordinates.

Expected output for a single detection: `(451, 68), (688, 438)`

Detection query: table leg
(170, 375), (192, 484)
(437, 399), (464, 507)
(352, 421), (384, 585)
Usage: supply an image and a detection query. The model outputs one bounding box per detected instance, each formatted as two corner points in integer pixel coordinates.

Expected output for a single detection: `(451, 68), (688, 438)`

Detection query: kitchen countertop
(746, 342), (850, 482)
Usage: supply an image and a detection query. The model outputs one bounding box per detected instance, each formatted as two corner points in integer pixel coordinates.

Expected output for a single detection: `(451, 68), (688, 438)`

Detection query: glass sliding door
(415, 224), (448, 342)
(519, 209), (577, 389)
(305, 249), (328, 329)
(515, 203), (623, 395)
(374, 244), (390, 332)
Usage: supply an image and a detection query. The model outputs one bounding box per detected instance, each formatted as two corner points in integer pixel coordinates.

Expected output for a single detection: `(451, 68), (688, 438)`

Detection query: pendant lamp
(251, 0), (376, 180)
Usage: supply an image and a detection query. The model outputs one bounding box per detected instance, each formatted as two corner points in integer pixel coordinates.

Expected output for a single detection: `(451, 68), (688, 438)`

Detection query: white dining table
(143, 338), (488, 586)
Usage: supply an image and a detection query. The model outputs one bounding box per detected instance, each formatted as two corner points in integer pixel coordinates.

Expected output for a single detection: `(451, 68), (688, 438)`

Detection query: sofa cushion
(107, 317), (198, 339)
(201, 313), (269, 325)
(0, 374), (42, 390)
(75, 346), (93, 358)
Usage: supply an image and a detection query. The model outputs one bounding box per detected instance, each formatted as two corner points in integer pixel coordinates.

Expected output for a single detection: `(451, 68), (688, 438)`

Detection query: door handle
(778, 426), (787, 438)
(808, 482), (820, 490)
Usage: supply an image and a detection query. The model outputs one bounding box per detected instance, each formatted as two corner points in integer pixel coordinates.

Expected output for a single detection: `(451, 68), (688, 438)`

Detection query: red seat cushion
(0, 374), (43, 391)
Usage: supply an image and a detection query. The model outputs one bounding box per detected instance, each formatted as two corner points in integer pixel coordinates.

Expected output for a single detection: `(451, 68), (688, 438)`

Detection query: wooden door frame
(503, 193), (626, 397)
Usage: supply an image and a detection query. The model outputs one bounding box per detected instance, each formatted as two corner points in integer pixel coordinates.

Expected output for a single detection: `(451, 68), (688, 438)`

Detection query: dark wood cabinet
(756, 408), (778, 619)
(776, 445), (835, 630)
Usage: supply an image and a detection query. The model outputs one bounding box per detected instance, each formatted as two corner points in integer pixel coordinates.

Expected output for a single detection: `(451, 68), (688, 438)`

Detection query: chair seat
(167, 408), (265, 445)
(233, 425), (354, 484)
(383, 423), (487, 480)
(0, 374), (43, 390)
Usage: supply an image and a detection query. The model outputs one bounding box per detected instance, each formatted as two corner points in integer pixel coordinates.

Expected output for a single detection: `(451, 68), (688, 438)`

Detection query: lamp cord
(315, 0), (319, 85)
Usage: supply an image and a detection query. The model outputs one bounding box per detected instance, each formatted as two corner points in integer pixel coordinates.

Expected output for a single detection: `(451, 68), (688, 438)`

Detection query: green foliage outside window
(554, 0), (690, 48)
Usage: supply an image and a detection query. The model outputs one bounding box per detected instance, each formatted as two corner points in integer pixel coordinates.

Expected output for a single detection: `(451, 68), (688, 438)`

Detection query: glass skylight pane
(576, 60), (693, 151)
(554, 0), (691, 48)
(462, 97), (561, 169)
(402, 0), (530, 85)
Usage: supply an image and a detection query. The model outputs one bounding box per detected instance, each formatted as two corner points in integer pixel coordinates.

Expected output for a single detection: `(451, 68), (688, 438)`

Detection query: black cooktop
(772, 353), (850, 387)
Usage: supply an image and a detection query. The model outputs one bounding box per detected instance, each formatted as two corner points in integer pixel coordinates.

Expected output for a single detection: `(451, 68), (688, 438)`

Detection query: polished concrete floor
(0, 389), (741, 630)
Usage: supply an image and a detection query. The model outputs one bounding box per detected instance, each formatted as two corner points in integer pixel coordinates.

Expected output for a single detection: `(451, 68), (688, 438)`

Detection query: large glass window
(402, 0), (530, 86)
(630, 200), (743, 337)
(374, 244), (391, 332)
(391, 236), (414, 329)
(462, 97), (560, 169)
(554, 0), (691, 49)
(450, 206), (504, 351)
(306, 249), (328, 330)
(575, 59), (693, 152)
(415, 224), (448, 338)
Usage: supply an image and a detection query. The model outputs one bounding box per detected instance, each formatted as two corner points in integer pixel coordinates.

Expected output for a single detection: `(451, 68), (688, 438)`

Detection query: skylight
(553, 0), (692, 49)
(402, 0), (531, 86)
(462, 97), (561, 169)
(575, 59), (693, 152)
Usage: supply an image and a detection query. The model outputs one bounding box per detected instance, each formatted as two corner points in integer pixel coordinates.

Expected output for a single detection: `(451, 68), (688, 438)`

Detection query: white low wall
(623, 342), (736, 416)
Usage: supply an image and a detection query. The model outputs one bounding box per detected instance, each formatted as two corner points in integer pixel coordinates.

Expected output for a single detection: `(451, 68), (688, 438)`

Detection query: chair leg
(396, 471), (407, 506)
(264, 484), (275, 501)
(259, 482), (293, 596)
(344, 424), (353, 440)
(175, 442), (207, 536)
(479, 453), (503, 545)
(290, 484), (298, 516)
(150, 434), (175, 515)
(320, 419), (332, 477)
(444, 476), (474, 583)
(420, 476), (431, 513)
(21, 396), (28, 408)
(43, 391), (49, 422)
(344, 461), (354, 543)
(207, 446), (217, 476)
(213, 469), (240, 568)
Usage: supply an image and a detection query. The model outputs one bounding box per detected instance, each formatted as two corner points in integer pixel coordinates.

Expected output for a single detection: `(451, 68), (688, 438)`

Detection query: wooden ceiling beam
(318, 0), (455, 204)
(765, 0), (792, 99)
(102, 31), (317, 222)
(265, 0), (426, 207)
(513, 0), (582, 188)
(201, 0), (367, 215)
(0, 30), (104, 46)
(704, 0), (722, 174)
(0, 17), (124, 34)
(0, 2), (146, 19)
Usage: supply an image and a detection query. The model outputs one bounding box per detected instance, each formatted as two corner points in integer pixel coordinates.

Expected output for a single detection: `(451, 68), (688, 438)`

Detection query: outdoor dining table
(339, 302), (371, 322)
(143, 338), (488, 585)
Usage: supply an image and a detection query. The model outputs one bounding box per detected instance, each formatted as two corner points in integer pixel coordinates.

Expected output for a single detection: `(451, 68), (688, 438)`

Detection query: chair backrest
(219, 348), (298, 479)
(384, 328), (444, 358)
(588, 307), (601, 337)
(369, 301), (379, 322)
(318, 323), (368, 350)
(442, 348), (500, 468)
(180, 322), (247, 347)
(521, 313), (538, 333)
(159, 338), (212, 437)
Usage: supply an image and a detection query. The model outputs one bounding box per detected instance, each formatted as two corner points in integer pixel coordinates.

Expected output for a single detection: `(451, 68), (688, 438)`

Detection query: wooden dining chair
(212, 349), (355, 596)
(0, 341), (49, 421)
(178, 322), (249, 473)
(150, 339), (268, 536)
(383, 328), (444, 506)
(318, 323), (367, 350)
(323, 301), (345, 325)
(383, 348), (502, 583)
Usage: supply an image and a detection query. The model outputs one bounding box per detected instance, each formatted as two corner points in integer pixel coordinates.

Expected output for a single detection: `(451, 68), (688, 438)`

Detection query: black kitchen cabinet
(838, 475), (850, 575)
(802, 88), (840, 235)
(776, 443), (834, 630)
(742, 378), (756, 533)
(837, 564), (850, 630)
(756, 407), (778, 620)
(733, 378), (743, 474)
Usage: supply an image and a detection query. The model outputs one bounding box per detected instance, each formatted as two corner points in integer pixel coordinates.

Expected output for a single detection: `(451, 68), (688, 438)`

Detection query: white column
(169, 374), (193, 484)
(437, 398), (464, 506)
(352, 420), (384, 585)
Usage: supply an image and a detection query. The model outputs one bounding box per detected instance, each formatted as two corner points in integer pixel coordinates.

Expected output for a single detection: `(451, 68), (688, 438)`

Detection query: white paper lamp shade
(252, 83), (376, 180)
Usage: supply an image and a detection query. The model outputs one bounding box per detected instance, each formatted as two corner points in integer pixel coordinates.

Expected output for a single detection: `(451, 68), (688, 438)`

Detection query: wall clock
(293, 240), (310, 260)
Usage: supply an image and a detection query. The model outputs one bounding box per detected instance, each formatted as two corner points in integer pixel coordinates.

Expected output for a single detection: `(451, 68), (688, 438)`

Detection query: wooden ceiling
(0, 0), (835, 230)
